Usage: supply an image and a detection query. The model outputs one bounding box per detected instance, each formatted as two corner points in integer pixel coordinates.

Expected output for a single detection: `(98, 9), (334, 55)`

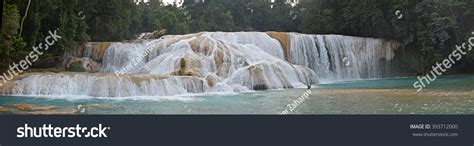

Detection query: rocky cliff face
(1, 32), (399, 97)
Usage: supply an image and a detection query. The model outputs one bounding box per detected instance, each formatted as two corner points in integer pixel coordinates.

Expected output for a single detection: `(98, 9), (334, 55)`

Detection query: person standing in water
(306, 78), (312, 90)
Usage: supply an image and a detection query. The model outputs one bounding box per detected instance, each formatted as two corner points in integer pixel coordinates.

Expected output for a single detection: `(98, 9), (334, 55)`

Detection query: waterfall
(288, 33), (398, 82)
(6, 32), (398, 97)
(12, 73), (205, 97)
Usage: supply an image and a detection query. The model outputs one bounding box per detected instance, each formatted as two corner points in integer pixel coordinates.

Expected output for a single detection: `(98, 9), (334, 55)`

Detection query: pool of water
(319, 75), (474, 91)
(1, 75), (473, 114)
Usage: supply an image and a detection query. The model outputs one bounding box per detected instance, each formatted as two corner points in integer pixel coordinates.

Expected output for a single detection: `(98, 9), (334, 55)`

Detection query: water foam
(9, 32), (399, 98)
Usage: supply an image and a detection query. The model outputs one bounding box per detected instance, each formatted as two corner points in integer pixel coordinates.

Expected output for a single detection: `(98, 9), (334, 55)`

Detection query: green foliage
(87, 0), (136, 41)
(190, 3), (234, 32)
(139, 2), (189, 34)
(156, 6), (189, 34)
(302, 0), (341, 34)
(57, 0), (90, 51)
(303, 0), (472, 73)
(0, 1), (26, 69)
(185, 0), (300, 32)
(2, 0), (473, 73)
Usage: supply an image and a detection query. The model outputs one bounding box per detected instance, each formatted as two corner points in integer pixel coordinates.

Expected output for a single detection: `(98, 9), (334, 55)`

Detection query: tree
(3, 0), (473, 73)
(87, 0), (135, 41)
(188, 3), (234, 32)
(157, 6), (189, 34)
(0, 1), (26, 69)
(302, 0), (344, 34)
(391, 0), (458, 73)
(57, 0), (90, 52)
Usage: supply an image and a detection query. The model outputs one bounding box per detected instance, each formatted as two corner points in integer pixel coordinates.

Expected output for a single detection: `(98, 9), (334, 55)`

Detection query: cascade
(5, 32), (398, 97)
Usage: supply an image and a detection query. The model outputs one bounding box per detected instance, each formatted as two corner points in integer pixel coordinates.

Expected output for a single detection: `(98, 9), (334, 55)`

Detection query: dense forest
(1, 0), (473, 74)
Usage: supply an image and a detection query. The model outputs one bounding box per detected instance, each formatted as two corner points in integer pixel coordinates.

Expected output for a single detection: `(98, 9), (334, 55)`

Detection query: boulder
(66, 57), (101, 72)
(139, 29), (167, 40)
(172, 57), (204, 77)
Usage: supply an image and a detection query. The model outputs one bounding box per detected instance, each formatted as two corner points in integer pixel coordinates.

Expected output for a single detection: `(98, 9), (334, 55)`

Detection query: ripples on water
(1, 75), (473, 115)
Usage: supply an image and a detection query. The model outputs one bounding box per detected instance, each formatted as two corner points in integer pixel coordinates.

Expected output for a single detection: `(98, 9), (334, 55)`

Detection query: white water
(288, 34), (398, 82)
(13, 74), (205, 97)
(9, 32), (398, 97)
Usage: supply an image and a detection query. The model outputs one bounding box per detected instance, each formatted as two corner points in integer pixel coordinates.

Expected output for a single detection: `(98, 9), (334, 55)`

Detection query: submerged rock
(14, 104), (34, 111)
(0, 103), (112, 115)
(14, 104), (56, 111)
(27, 108), (77, 115)
(0, 106), (7, 112)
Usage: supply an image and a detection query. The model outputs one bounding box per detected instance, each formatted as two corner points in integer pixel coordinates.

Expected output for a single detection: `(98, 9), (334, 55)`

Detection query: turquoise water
(1, 75), (473, 114)
(319, 75), (474, 91)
